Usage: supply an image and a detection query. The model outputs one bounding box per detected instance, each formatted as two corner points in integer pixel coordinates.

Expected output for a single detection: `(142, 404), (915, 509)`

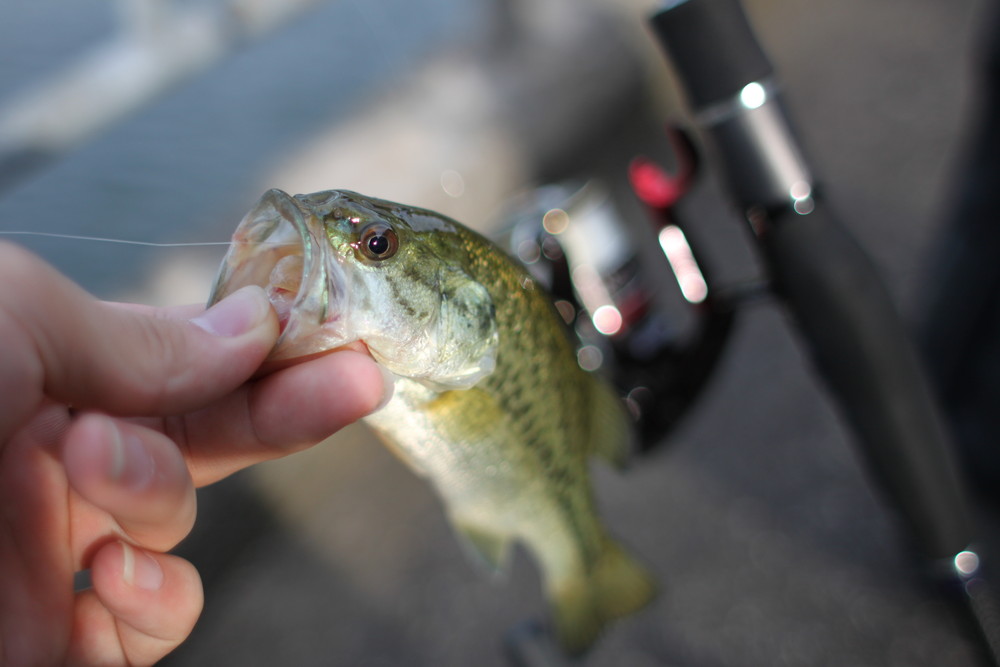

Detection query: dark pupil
(368, 233), (391, 255)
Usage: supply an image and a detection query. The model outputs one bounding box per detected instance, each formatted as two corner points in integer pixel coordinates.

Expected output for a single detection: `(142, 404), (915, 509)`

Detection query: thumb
(0, 244), (278, 428)
(55, 287), (279, 416)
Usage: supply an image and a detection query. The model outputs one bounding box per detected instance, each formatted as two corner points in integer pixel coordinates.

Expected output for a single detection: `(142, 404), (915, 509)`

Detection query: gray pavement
(2, 0), (995, 665)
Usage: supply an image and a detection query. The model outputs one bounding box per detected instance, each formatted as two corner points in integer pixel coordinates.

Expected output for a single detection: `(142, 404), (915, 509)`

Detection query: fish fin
(430, 269), (499, 389)
(585, 375), (634, 469)
(425, 387), (506, 441)
(453, 519), (512, 576)
(549, 535), (657, 655)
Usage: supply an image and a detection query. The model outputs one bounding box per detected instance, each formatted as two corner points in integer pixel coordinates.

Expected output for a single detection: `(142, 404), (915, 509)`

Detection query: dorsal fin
(584, 374), (633, 469)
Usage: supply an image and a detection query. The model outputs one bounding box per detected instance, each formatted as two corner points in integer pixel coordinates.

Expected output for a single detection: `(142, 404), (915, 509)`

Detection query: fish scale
(208, 188), (656, 655)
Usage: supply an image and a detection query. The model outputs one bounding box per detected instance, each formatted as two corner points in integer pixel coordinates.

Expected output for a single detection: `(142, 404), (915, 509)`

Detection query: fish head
(209, 189), (498, 389)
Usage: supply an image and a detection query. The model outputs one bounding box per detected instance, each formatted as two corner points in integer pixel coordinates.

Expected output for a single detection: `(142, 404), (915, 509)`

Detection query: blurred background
(1, 0), (997, 664)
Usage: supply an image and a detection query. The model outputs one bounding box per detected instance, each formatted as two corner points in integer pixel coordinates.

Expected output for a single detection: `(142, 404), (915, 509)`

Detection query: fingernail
(120, 542), (164, 591)
(107, 422), (155, 491)
(373, 363), (397, 412)
(191, 285), (271, 337)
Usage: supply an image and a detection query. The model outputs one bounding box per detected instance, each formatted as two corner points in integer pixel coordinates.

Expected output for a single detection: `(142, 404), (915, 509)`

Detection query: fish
(208, 188), (656, 654)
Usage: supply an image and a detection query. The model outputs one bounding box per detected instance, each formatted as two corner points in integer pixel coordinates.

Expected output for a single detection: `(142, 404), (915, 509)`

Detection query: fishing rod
(646, 0), (1000, 662)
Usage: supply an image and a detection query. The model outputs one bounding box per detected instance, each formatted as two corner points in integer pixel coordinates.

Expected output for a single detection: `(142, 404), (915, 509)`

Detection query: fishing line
(0, 231), (301, 248)
(0, 231), (235, 247)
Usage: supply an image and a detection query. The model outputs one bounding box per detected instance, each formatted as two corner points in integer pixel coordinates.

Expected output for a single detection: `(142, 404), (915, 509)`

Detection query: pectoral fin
(431, 269), (498, 389)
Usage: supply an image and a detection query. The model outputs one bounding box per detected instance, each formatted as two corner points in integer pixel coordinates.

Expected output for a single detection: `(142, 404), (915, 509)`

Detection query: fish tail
(550, 536), (656, 655)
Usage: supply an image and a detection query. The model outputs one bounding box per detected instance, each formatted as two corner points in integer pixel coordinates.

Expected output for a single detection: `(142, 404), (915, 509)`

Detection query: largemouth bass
(209, 189), (655, 653)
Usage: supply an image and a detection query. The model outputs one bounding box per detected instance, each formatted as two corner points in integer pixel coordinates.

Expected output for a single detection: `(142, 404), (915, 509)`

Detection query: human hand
(0, 243), (388, 665)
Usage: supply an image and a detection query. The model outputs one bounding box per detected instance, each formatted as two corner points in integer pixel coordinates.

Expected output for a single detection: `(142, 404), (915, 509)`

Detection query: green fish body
(209, 189), (655, 653)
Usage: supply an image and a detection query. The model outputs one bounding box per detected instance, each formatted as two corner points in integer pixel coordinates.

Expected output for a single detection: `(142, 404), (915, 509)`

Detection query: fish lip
(208, 188), (351, 361)
(267, 191), (325, 355)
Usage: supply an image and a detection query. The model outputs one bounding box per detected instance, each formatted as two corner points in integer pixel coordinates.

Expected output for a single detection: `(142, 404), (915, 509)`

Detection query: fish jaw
(207, 188), (354, 360)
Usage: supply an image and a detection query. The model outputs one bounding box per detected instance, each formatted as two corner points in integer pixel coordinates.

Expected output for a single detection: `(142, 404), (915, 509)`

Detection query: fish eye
(357, 223), (399, 261)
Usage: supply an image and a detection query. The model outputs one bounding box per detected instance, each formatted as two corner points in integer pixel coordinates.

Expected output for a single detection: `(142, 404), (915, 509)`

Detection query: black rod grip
(650, 0), (774, 109)
(760, 204), (974, 559)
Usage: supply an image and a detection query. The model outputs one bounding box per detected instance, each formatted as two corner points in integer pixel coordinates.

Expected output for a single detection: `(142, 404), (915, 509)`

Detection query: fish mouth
(208, 188), (351, 360)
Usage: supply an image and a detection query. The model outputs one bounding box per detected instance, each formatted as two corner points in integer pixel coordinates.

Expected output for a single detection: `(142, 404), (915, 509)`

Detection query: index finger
(160, 348), (389, 487)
